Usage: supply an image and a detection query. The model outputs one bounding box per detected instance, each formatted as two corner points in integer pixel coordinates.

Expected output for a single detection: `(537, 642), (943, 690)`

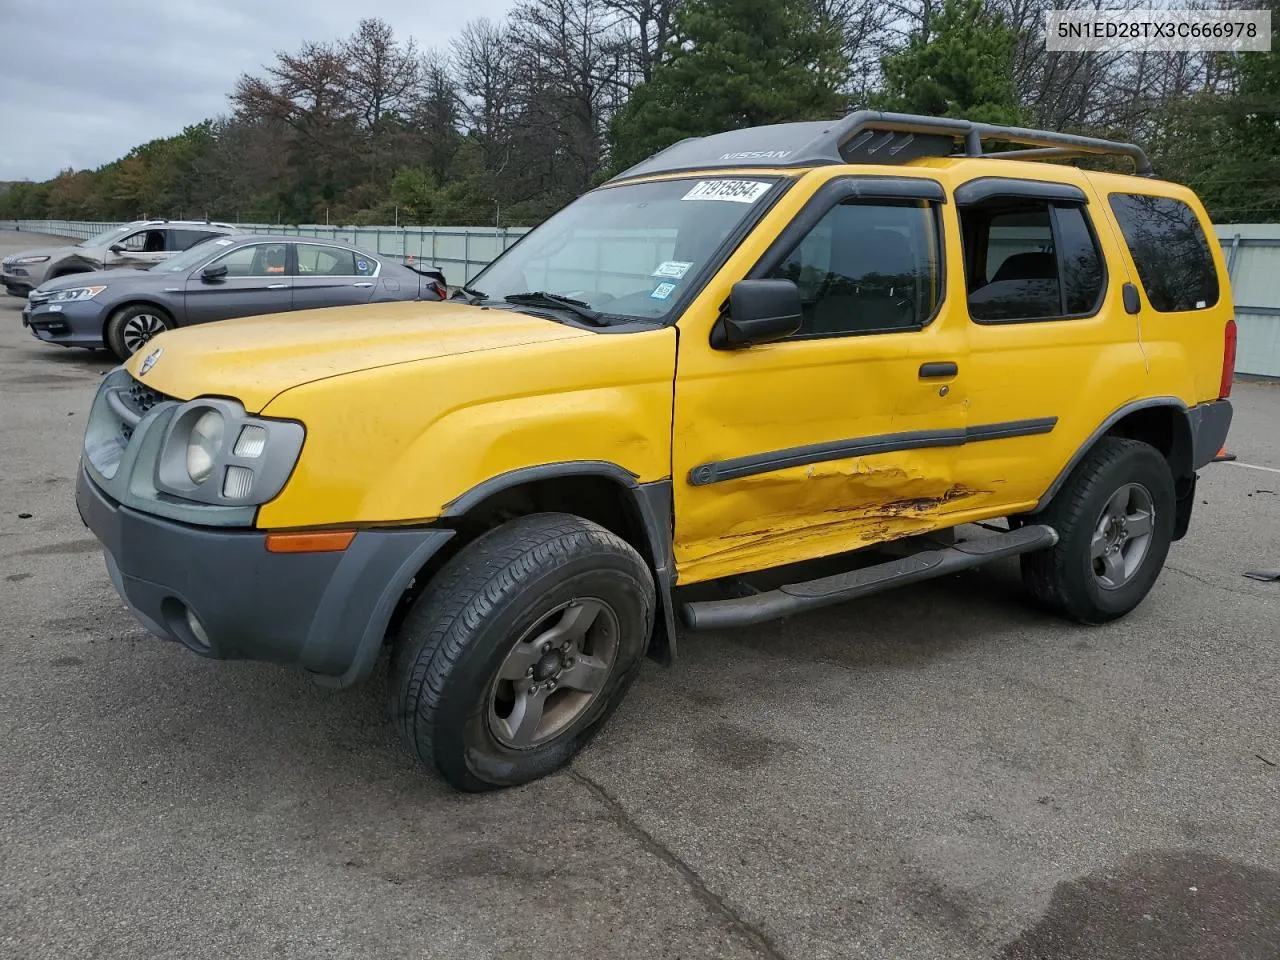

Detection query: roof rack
(608, 111), (1153, 183)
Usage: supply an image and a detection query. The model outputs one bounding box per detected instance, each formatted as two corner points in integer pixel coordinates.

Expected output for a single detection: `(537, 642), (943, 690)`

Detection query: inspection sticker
(650, 281), (678, 300)
(681, 180), (771, 203)
(652, 260), (693, 279)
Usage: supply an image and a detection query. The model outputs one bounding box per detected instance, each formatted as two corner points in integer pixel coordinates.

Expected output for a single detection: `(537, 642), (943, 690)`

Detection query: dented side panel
(670, 166), (983, 585)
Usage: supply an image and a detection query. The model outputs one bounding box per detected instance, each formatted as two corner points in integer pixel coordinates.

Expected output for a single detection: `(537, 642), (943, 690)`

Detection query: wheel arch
(425, 462), (679, 664)
(1034, 397), (1194, 512)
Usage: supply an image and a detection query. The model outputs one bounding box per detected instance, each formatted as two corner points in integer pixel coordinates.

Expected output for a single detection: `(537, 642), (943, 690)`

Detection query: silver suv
(2, 220), (236, 297)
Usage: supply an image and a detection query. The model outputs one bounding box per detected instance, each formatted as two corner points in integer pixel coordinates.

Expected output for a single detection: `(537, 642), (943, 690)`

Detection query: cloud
(0, 0), (512, 180)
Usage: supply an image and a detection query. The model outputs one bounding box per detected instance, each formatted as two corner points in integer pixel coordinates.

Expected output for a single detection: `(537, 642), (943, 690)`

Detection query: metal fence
(4, 217), (1279, 376)
(0, 219), (530, 283)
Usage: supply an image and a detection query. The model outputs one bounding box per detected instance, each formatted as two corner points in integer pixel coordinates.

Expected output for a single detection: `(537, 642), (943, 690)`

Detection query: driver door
(184, 241), (294, 324)
(671, 175), (974, 585)
(104, 228), (168, 270)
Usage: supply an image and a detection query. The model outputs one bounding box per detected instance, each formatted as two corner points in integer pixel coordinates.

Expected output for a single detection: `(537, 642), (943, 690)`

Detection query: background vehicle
(24, 234), (448, 359)
(2, 220), (234, 297)
(77, 112), (1234, 791)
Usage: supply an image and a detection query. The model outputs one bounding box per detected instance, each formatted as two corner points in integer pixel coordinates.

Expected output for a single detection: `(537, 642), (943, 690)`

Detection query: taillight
(1220, 318), (1237, 398)
(431, 280), (447, 300)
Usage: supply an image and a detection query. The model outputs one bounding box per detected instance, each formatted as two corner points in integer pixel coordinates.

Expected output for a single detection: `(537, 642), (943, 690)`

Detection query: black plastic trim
(442, 461), (641, 515)
(1187, 399), (1233, 470)
(919, 361), (958, 379)
(688, 417), (1058, 486)
(955, 177), (1088, 206)
(682, 523), (1059, 629)
(1032, 397), (1192, 511)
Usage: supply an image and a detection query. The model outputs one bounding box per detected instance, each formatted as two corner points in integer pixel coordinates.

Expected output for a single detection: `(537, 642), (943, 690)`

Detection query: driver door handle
(919, 361), (958, 379)
(267, 283), (288, 290)
(352, 281), (374, 288)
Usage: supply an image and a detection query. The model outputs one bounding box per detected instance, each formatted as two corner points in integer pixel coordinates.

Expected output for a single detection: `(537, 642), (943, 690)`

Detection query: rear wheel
(105, 304), (172, 360)
(391, 513), (655, 791)
(1021, 437), (1175, 623)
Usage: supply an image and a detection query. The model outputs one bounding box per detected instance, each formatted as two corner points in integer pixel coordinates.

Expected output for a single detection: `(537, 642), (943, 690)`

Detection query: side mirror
(108, 243), (125, 255)
(201, 264), (228, 282)
(712, 279), (803, 349)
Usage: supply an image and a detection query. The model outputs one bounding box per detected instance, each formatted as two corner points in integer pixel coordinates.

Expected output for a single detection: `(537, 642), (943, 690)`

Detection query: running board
(681, 524), (1059, 630)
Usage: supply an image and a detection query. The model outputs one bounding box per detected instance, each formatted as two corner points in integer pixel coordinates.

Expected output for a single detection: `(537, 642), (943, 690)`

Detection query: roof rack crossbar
(824, 111), (1152, 175)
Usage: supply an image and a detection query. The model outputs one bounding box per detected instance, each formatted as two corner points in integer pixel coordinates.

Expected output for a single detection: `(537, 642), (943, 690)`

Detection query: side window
(297, 245), (363, 277)
(210, 243), (289, 277)
(1108, 193), (1219, 312)
(168, 229), (219, 251)
(767, 200), (943, 337)
(960, 199), (1104, 322)
(114, 231), (149, 253)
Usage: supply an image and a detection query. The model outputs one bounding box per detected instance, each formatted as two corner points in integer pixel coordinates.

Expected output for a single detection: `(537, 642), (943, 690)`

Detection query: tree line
(2, 0), (1276, 226)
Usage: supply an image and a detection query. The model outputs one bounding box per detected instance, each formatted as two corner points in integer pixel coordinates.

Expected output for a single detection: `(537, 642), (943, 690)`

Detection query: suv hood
(125, 300), (594, 412)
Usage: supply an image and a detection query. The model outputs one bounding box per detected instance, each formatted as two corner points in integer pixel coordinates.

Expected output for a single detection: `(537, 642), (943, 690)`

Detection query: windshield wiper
(503, 291), (606, 327)
(451, 285), (488, 305)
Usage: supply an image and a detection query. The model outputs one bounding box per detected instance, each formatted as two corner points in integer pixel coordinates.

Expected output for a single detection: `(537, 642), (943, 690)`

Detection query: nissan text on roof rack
(76, 112), (1235, 790)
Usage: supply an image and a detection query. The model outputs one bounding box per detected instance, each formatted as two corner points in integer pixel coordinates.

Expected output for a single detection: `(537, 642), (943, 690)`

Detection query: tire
(1022, 437), (1175, 624)
(391, 513), (655, 791)
(105, 304), (172, 360)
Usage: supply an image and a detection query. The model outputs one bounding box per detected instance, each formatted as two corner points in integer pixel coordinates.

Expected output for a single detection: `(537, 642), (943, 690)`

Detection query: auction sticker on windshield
(681, 180), (771, 203)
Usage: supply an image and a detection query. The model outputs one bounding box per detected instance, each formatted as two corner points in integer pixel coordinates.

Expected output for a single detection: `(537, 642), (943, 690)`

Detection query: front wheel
(391, 513), (655, 791)
(105, 304), (172, 360)
(1021, 437), (1175, 623)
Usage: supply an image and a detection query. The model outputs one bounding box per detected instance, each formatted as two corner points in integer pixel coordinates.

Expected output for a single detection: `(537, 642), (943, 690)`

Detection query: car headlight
(45, 285), (106, 302)
(15, 255), (50, 265)
(185, 410), (224, 484)
(155, 398), (304, 506)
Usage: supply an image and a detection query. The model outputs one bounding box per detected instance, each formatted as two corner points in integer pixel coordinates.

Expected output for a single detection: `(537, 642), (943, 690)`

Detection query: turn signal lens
(222, 465), (254, 499)
(233, 424), (267, 458)
(265, 530), (356, 553)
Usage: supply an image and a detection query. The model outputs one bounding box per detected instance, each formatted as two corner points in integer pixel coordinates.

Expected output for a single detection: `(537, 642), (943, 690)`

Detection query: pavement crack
(1165, 562), (1269, 600)
(569, 769), (788, 960)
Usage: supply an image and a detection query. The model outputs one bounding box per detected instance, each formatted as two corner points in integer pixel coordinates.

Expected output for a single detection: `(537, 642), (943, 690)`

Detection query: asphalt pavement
(0, 230), (1277, 960)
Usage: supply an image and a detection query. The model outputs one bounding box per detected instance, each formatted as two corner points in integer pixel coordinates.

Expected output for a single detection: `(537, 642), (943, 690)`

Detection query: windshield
(78, 225), (133, 248)
(154, 236), (233, 273)
(470, 176), (779, 321)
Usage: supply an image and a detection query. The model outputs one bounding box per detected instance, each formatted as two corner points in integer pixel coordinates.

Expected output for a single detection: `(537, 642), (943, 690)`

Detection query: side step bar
(681, 524), (1058, 630)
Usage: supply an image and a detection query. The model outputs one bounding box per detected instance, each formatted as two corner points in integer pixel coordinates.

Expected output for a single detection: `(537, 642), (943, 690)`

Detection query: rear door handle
(353, 281), (374, 288)
(267, 283), (288, 290)
(919, 361), (958, 379)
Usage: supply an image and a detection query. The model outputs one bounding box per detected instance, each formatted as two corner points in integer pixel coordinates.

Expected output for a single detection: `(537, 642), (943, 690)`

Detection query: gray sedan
(21, 234), (448, 359)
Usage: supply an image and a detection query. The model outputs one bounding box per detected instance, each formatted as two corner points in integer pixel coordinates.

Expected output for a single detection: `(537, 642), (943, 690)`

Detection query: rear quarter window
(1108, 193), (1219, 312)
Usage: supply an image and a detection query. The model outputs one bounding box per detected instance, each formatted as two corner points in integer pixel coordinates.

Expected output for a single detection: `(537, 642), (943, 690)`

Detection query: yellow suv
(77, 112), (1235, 790)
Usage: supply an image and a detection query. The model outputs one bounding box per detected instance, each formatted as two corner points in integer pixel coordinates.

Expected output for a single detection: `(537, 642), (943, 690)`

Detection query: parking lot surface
(1, 230), (1277, 960)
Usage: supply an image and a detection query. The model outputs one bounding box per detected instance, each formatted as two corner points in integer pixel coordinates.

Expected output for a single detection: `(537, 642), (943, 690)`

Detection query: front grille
(119, 377), (176, 441)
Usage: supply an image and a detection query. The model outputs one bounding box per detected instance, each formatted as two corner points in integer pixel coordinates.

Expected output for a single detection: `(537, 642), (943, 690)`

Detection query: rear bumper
(1189, 398), (1233, 469)
(76, 464), (453, 686)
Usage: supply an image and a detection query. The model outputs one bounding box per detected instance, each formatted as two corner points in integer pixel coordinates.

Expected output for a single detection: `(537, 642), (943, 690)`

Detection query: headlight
(15, 255), (50, 264)
(185, 410), (225, 483)
(46, 286), (106, 302)
(155, 398), (304, 506)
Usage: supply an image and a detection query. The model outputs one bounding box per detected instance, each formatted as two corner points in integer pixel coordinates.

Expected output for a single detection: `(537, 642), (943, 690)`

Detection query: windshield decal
(681, 180), (771, 204)
(652, 260), (693, 279)
(650, 281), (677, 300)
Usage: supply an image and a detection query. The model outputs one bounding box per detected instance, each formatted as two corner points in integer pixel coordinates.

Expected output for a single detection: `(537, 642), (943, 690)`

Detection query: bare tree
(344, 18), (422, 132)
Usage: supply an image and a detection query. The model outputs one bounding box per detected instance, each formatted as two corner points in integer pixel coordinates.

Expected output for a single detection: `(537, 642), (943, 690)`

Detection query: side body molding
(441, 461), (679, 664)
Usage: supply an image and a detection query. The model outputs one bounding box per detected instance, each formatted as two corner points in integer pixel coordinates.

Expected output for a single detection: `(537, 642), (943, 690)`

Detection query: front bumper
(77, 464), (453, 686)
(22, 299), (106, 348)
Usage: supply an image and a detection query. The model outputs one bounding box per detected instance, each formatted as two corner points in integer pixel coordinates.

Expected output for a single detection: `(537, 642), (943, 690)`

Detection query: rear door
(183, 240), (293, 324)
(291, 243), (381, 310)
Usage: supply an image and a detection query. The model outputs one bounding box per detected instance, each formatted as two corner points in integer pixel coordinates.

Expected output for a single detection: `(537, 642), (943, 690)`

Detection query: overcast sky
(0, 0), (513, 181)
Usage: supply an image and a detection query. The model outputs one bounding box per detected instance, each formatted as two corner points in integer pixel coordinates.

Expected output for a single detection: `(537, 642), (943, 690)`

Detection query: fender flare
(441, 461), (680, 664)
(1032, 397), (1192, 512)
